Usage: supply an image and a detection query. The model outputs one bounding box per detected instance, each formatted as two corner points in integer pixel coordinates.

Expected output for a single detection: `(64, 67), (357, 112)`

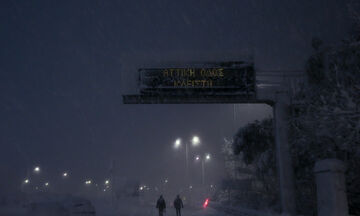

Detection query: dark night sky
(0, 0), (352, 191)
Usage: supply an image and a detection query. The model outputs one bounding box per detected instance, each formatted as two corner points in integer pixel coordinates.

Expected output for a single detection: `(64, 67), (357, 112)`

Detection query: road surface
(94, 198), (229, 216)
(0, 197), (231, 216)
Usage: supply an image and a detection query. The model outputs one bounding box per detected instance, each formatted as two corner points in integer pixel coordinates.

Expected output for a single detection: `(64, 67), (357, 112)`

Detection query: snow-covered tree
(232, 118), (279, 210)
(289, 35), (360, 214)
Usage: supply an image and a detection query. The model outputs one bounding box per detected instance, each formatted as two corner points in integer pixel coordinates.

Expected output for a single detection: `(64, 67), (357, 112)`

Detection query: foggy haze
(0, 0), (352, 195)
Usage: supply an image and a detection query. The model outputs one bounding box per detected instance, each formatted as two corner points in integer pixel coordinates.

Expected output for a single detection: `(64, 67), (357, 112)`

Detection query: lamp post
(174, 136), (200, 186)
(195, 153), (211, 185)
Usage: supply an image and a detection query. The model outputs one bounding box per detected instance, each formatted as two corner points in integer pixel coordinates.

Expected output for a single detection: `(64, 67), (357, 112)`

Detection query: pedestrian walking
(173, 194), (184, 216)
(156, 195), (166, 216)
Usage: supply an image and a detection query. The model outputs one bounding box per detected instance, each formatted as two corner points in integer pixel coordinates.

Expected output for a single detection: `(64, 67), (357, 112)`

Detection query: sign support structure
(274, 90), (296, 216)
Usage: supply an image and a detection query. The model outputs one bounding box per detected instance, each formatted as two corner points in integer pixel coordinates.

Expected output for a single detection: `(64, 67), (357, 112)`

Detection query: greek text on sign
(138, 62), (255, 97)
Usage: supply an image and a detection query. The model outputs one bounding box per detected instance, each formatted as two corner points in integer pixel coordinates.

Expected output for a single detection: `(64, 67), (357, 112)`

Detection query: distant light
(189, 185), (193, 189)
(103, 189), (106, 192)
(63, 172), (68, 177)
(85, 180), (92, 185)
(34, 166), (40, 173)
(44, 182), (49, 186)
(24, 179), (30, 184)
(174, 138), (181, 148)
(203, 198), (209, 208)
(210, 184), (214, 188)
(206, 154), (211, 160)
(105, 180), (110, 185)
(164, 179), (168, 183)
(192, 136), (200, 146)
(139, 186), (144, 191)
(195, 155), (200, 161)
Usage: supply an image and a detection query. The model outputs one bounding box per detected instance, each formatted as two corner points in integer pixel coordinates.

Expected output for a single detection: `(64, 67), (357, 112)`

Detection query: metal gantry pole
(185, 142), (189, 186)
(274, 90), (296, 215)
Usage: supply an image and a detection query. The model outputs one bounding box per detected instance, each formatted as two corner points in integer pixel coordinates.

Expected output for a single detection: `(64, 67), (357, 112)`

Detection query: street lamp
(173, 135), (201, 186)
(85, 180), (92, 185)
(192, 136), (200, 146)
(195, 153), (211, 185)
(105, 180), (110, 185)
(44, 182), (49, 187)
(174, 138), (181, 149)
(62, 172), (68, 178)
(33, 166), (40, 173)
(24, 179), (30, 184)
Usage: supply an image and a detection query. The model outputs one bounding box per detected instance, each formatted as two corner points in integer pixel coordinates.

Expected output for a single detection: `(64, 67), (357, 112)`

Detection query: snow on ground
(0, 196), (231, 216)
(92, 198), (230, 216)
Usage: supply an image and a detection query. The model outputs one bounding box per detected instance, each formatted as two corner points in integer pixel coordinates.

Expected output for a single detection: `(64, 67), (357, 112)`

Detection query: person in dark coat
(156, 195), (166, 216)
(173, 195), (184, 216)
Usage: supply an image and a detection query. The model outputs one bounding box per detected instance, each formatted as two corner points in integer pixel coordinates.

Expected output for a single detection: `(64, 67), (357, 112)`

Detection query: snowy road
(0, 198), (232, 216)
(93, 199), (229, 216)
(110, 207), (222, 216)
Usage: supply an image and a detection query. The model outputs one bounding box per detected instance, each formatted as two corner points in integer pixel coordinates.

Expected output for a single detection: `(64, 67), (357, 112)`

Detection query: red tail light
(203, 198), (209, 208)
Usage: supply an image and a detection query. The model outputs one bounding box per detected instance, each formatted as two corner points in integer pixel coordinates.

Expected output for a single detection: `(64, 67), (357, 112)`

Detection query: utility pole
(185, 142), (189, 187)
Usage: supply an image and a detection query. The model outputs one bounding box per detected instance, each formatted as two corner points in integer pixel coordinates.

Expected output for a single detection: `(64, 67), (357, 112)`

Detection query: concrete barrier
(314, 159), (349, 216)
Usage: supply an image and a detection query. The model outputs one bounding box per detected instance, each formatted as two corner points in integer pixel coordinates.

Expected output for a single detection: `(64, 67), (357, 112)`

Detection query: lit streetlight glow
(24, 179), (30, 184)
(174, 138), (181, 148)
(44, 182), (49, 186)
(195, 155), (200, 161)
(34, 166), (40, 173)
(105, 180), (110, 185)
(63, 172), (68, 177)
(206, 154), (211, 160)
(85, 180), (92, 185)
(191, 136), (200, 146)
